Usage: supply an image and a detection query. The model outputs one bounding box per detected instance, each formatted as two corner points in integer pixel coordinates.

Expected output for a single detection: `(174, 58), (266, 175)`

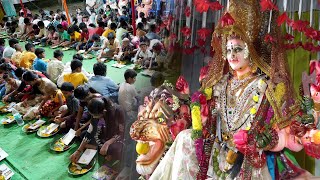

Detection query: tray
(50, 135), (75, 152)
(37, 124), (59, 138)
(1, 115), (15, 125)
(68, 157), (96, 175)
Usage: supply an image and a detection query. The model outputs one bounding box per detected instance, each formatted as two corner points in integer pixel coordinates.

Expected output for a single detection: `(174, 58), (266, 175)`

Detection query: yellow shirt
(52, 89), (66, 103)
(63, 72), (88, 88)
(19, 51), (36, 69)
(71, 31), (82, 42)
(102, 28), (116, 38)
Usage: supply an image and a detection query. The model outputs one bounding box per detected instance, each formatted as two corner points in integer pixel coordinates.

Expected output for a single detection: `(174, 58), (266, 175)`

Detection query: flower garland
(190, 87), (213, 180)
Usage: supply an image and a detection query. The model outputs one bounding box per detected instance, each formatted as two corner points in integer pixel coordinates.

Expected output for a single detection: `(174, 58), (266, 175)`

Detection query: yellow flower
(253, 95), (259, 103)
(191, 105), (202, 130)
(250, 107), (257, 115)
(204, 87), (213, 100)
(245, 125), (251, 130)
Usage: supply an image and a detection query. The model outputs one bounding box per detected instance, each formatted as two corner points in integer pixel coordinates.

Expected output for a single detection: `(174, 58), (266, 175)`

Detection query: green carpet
(0, 42), (151, 179)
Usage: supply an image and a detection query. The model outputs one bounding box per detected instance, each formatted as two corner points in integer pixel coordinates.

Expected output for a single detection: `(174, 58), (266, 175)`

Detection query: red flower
(296, 41), (303, 47)
(277, 12), (288, 26)
(305, 27), (318, 39)
(199, 65), (209, 82)
(184, 47), (197, 54)
(286, 18), (294, 27)
(169, 33), (177, 40)
(220, 13), (235, 27)
(197, 38), (206, 47)
(302, 42), (315, 51)
(264, 34), (276, 43)
(283, 43), (297, 50)
(210, 1), (224, 11)
(284, 33), (294, 41)
(292, 20), (309, 32)
(199, 94), (207, 105)
(197, 28), (212, 40)
(175, 76), (189, 94)
(185, 6), (191, 17)
(260, 0), (278, 11)
(194, 0), (210, 13)
(183, 40), (191, 47)
(181, 27), (191, 38)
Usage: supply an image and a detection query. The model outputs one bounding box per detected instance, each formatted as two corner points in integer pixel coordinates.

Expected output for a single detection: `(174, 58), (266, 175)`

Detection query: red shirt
(92, 27), (104, 36)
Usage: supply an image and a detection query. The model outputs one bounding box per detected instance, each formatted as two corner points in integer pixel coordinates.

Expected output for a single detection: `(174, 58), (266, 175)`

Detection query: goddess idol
(149, 0), (320, 179)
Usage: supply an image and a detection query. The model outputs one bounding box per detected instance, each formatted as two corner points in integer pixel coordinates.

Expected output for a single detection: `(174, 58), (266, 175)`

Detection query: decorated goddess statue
(148, 0), (320, 179)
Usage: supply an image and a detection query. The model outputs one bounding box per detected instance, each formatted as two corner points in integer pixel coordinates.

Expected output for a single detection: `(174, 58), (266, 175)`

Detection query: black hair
(91, 34), (100, 41)
(37, 21), (45, 28)
(67, 27), (75, 34)
(150, 72), (164, 87)
(120, 20), (127, 28)
(57, 24), (63, 29)
(149, 24), (157, 32)
(139, 12), (145, 18)
(0, 38), (5, 46)
(49, 10), (54, 15)
(0, 63), (13, 72)
(25, 43), (34, 51)
(34, 14), (40, 19)
(53, 50), (64, 58)
(56, 9), (62, 13)
(79, 22), (87, 30)
(22, 71), (38, 82)
(19, 12), (24, 17)
(48, 25), (55, 31)
(88, 23), (96, 28)
(32, 24), (39, 29)
(124, 69), (137, 80)
(3, 73), (12, 80)
(61, 14), (67, 21)
(72, 54), (84, 61)
(61, 82), (74, 92)
(110, 22), (117, 30)
(139, 36), (150, 44)
(35, 48), (45, 57)
(8, 39), (18, 47)
(70, 60), (82, 71)
(141, 18), (147, 23)
(93, 62), (106, 76)
(74, 85), (90, 100)
(107, 32), (115, 40)
(72, 17), (78, 24)
(96, 21), (103, 28)
(137, 22), (144, 29)
(14, 68), (25, 78)
(88, 98), (105, 116)
(23, 18), (30, 24)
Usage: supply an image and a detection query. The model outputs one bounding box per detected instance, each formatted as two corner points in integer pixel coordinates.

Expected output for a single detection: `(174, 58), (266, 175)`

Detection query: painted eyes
(227, 46), (244, 54)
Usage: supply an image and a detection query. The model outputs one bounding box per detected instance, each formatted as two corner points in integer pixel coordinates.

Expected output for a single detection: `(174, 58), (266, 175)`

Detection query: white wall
(12, 0), (35, 4)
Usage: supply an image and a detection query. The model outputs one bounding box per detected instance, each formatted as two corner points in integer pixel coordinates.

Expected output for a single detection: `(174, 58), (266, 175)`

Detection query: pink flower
(175, 76), (190, 94)
(197, 38), (206, 47)
(199, 94), (207, 105)
(191, 91), (202, 103)
(264, 34), (276, 43)
(292, 20), (309, 32)
(194, 0), (210, 13)
(304, 27), (318, 39)
(183, 40), (191, 47)
(284, 33), (294, 41)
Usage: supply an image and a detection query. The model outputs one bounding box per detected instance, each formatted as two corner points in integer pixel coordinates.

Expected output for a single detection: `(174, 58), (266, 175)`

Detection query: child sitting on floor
(20, 18), (34, 41)
(19, 43), (36, 69)
(116, 38), (136, 64)
(134, 41), (152, 68)
(42, 25), (59, 46)
(32, 48), (47, 74)
(61, 27), (81, 48)
(84, 34), (105, 55)
(54, 82), (79, 131)
(57, 24), (70, 47)
(62, 59), (88, 88)
(98, 32), (120, 61)
(34, 21), (46, 41)
(2, 73), (21, 100)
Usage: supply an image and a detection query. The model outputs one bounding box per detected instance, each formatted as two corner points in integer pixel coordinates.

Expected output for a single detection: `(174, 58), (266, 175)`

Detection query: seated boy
(116, 38), (137, 64)
(32, 48), (47, 74)
(57, 24), (70, 47)
(63, 60), (88, 88)
(60, 27), (81, 48)
(84, 34), (105, 55)
(134, 41), (152, 68)
(54, 82), (80, 131)
(97, 32), (120, 61)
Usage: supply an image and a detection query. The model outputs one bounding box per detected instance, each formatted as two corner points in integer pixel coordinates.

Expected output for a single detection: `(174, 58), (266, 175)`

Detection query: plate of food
(22, 119), (46, 133)
(77, 50), (85, 54)
(51, 45), (60, 49)
(68, 158), (96, 175)
(83, 54), (93, 59)
(37, 123), (59, 137)
(62, 47), (70, 51)
(1, 115), (15, 125)
(50, 133), (75, 152)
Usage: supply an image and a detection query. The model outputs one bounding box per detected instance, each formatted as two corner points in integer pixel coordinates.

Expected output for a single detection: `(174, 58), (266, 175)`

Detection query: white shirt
(118, 82), (138, 112)
(3, 46), (16, 59)
(47, 58), (64, 83)
(86, 0), (96, 7)
(134, 49), (152, 62)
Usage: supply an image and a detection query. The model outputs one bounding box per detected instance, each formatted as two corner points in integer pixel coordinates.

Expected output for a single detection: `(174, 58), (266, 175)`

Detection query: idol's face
(226, 38), (249, 72)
